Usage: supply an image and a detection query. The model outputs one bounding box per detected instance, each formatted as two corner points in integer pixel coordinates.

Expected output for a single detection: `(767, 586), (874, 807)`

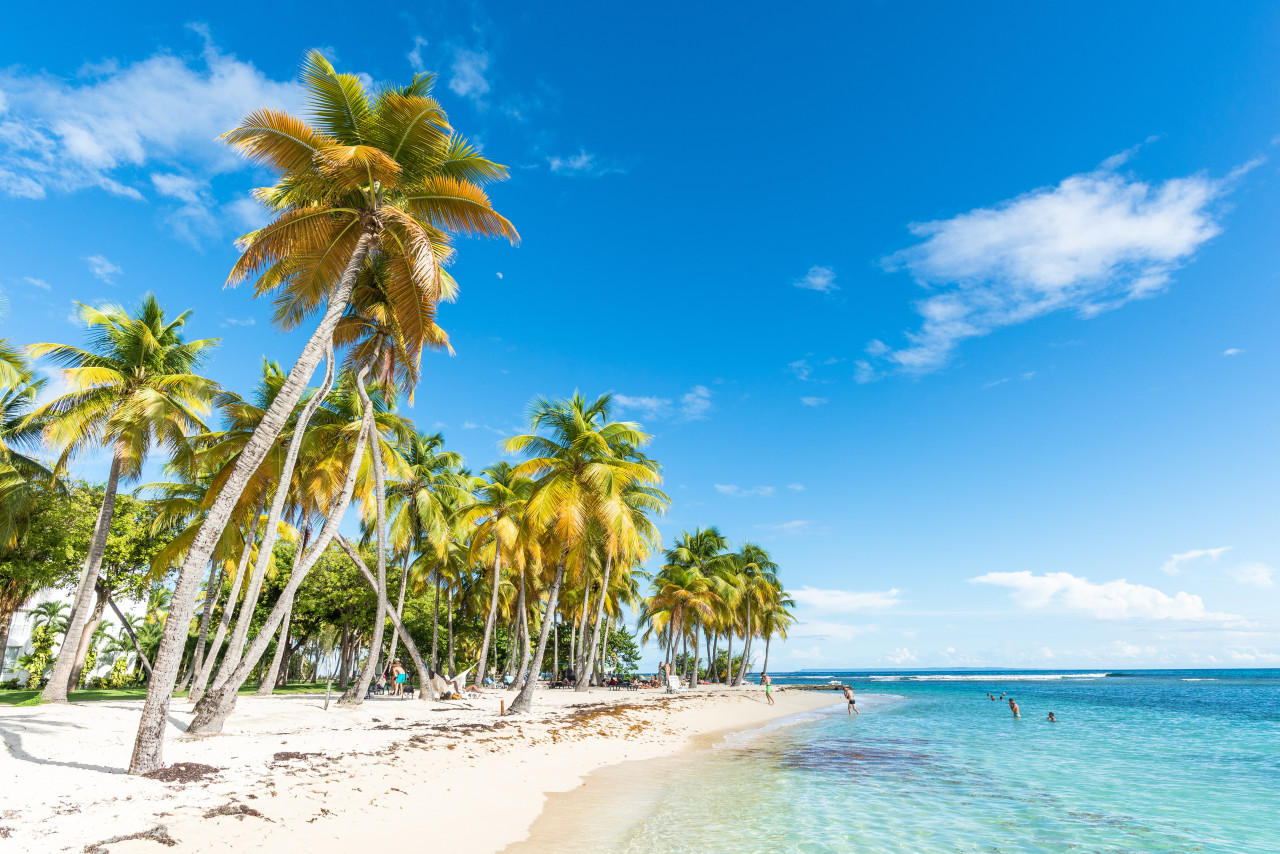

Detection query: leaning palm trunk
(475, 551), (503, 689)
(762, 635), (771, 676)
(192, 489), (268, 702)
(183, 560), (225, 693)
(577, 554), (613, 691)
(447, 589), (455, 673)
(42, 456), (122, 703)
(385, 556), (410, 668)
(131, 229), (374, 775)
(509, 557), (567, 714)
(515, 571), (531, 688)
(184, 395), (373, 737)
(213, 349), (338, 691)
(335, 535), (431, 698)
(68, 585), (107, 690)
(734, 598), (753, 686)
(431, 573), (440, 670)
(105, 591), (153, 677)
(256, 603), (292, 695)
(344, 376), (389, 705)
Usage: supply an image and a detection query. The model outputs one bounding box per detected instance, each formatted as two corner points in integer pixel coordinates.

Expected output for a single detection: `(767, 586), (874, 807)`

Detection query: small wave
(865, 673), (1108, 682)
(1182, 678), (1218, 681)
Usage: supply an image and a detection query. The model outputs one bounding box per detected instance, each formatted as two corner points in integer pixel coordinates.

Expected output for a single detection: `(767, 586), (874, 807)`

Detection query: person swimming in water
(843, 685), (859, 716)
(1009, 698), (1020, 718)
(1047, 711), (1057, 722)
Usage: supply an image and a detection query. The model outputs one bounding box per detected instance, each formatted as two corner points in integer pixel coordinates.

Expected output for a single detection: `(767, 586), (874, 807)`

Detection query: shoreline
(0, 685), (838, 852)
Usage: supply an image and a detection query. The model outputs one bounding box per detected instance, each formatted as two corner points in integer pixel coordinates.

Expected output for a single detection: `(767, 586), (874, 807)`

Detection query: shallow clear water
(516, 669), (1280, 853)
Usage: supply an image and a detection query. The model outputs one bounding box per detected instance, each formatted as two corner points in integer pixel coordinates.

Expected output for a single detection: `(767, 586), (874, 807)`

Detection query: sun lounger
(666, 675), (685, 693)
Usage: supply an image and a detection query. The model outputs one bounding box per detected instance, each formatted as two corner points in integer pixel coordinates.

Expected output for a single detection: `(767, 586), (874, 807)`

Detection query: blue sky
(2, 2), (1278, 670)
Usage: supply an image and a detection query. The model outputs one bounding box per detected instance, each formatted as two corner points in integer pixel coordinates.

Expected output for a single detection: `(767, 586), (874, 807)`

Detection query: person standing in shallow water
(761, 672), (774, 706)
(1009, 698), (1020, 717)
(843, 684), (859, 716)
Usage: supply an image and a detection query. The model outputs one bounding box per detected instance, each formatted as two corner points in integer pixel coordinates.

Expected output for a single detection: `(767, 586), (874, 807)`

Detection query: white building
(2, 588), (149, 685)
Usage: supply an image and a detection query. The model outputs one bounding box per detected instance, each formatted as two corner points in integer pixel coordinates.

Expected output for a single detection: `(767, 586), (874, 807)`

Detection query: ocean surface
(513, 669), (1280, 853)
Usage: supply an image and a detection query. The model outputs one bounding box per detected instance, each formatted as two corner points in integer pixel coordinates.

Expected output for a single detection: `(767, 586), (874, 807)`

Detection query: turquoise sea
(515, 669), (1280, 853)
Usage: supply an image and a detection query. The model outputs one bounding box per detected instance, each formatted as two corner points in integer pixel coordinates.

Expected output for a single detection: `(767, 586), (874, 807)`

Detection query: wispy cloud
(791, 586), (902, 612)
(448, 48), (491, 105)
(85, 254), (121, 284)
(800, 396), (828, 406)
(407, 37), (429, 74)
(786, 483), (805, 491)
(613, 394), (672, 420)
(680, 385), (712, 420)
(867, 156), (1251, 375)
(0, 26), (300, 201)
(755, 520), (819, 535)
(715, 484), (774, 498)
(788, 359), (812, 381)
(970, 570), (1238, 620)
(1160, 546), (1231, 575)
(884, 647), (918, 665)
(794, 265), (838, 293)
(23, 277), (51, 291)
(1229, 562), (1275, 589)
(1222, 348), (1244, 356)
(222, 316), (255, 327)
(546, 148), (624, 177)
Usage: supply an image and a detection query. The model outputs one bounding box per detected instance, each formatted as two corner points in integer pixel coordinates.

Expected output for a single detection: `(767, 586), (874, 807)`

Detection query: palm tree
(758, 591), (795, 675)
(0, 361), (53, 548)
(136, 50), (517, 776)
(731, 543), (778, 685)
(505, 393), (659, 714)
(29, 295), (218, 704)
(457, 461), (531, 689)
(660, 527), (731, 684)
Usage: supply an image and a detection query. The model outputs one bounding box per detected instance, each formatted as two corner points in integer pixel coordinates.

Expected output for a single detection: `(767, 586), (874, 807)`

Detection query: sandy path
(0, 685), (839, 852)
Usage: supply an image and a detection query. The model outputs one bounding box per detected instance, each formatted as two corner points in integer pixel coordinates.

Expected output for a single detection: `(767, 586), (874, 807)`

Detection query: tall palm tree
(457, 461), (531, 688)
(505, 393), (659, 714)
(661, 527), (731, 684)
(29, 295), (218, 704)
(758, 590), (795, 676)
(732, 543), (778, 685)
(0, 360), (52, 548)
(134, 52), (517, 775)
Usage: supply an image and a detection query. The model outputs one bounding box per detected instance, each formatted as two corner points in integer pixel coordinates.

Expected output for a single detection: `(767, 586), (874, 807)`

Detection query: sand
(0, 685), (839, 852)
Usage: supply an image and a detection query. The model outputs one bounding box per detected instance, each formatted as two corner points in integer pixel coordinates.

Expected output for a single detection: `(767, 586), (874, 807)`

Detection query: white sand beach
(0, 686), (839, 852)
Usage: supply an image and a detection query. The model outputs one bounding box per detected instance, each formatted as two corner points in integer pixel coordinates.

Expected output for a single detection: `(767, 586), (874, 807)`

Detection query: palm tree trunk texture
(763, 635), (771, 676)
(184, 398), (373, 738)
(597, 618), (611, 685)
(104, 591), (153, 677)
(43, 455), (123, 703)
(216, 346), (337, 690)
(336, 535), (431, 698)
(510, 557), (567, 714)
(734, 597), (752, 686)
(183, 560), (224, 693)
(344, 382), (389, 705)
(447, 588), (455, 674)
(386, 556), (410, 669)
(67, 584), (108, 690)
(578, 555), (613, 691)
(256, 602), (292, 696)
(132, 224), (375, 775)
(726, 630), (734, 687)
(431, 572), (440, 671)
(193, 489), (267, 701)
(515, 571), (530, 688)
(475, 550), (503, 687)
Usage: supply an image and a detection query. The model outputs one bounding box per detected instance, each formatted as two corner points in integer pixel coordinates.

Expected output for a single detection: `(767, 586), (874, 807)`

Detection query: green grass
(0, 681), (331, 706)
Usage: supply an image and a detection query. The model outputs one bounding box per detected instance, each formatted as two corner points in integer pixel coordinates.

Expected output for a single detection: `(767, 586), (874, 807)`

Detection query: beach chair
(666, 674), (686, 694)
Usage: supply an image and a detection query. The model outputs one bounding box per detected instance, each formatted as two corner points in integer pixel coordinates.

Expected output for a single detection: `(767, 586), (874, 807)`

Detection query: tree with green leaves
(29, 295), (218, 704)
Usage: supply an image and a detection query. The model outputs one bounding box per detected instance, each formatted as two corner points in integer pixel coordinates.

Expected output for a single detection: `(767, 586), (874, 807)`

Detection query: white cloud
(794, 265), (837, 292)
(0, 29), (300, 200)
(1225, 647), (1280, 664)
(496, 272), (503, 279)
(680, 385), (712, 420)
(1229, 562), (1275, 589)
(613, 394), (672, 420)
(407, 37), (429, 74)
(791, 586), (902, 612)
(23, 277), (51, 290)
(546, 148), (624, 177)
(1160, 546), (1231, 575)
(970, 570), (1238, 621)
(222, 316), (255, 327)
(448, 49), (491, 103)
(1222, 348), (1243, 356)
(715, 484), (774, 498)
(800, 396), (827, 406)
(790, 621), (878, 642)
(786, 483), (805, 491)
(150, 172), (203, 203)
(224, 195), (269, 230)
(85, 254), (121, 283)
(884, 647), (918, 665)
(871, 159), (1243, 374)
(788, 359), (812, 380)
(945, 646), (956, 654)
(462, 421), (479, 430)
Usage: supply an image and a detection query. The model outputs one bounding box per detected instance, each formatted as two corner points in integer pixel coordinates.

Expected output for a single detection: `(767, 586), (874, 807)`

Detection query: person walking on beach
(1008, 698), (1020, 718)
(761, 672), (774, 706)
(391, 660), (406, 697)
(843, 685), (859, 716)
